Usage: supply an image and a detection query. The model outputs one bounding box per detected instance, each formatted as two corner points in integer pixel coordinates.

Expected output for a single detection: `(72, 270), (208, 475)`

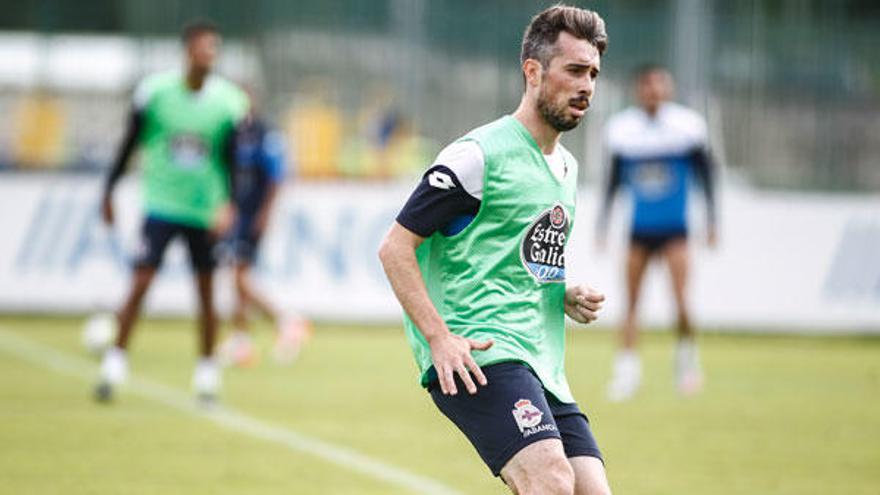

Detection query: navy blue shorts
(227, 216), (262, 265)
(429, 361), (602, 476)
(134, 216), (217, 272)
(631, 228), (687, 254)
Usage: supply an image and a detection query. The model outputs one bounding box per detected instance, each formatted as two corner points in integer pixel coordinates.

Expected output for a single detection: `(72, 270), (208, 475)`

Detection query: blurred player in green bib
(379, 6), (611, 494)
(96, 20), (248, 403)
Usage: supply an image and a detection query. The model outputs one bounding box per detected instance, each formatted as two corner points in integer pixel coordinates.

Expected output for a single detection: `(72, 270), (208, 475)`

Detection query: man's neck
(512, 98), (561, 155)
(643, 102), (662, 118)
(185, 67), (209, 92)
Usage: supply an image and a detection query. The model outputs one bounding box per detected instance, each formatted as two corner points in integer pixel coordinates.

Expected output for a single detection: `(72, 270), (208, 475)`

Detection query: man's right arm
(377, 224), (446, 344)
(378, 141), (492, 396)
(101, 109), (144, 225)
(378, 223), (492, 397)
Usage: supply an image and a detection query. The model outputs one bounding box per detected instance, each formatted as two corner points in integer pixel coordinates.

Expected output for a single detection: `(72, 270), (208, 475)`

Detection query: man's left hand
(564, 285), (605, 324)
(211, 202), (236, 238)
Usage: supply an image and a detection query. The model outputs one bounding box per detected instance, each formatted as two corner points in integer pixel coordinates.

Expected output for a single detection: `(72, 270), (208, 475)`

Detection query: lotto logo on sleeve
(428, 170), (455, 190)
(520, 203), (570, 283)
(511, 399), (557, 437)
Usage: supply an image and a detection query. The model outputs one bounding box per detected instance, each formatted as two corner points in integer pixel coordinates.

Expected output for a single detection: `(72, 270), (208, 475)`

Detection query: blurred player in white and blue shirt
(218, 90), (309, 367)
(597, 64), (717, 401)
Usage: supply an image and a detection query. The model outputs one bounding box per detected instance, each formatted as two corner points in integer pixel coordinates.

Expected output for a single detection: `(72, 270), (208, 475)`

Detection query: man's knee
(582, 484), (612, 495)
(570, 455), (612, 495)
(543, 457), (575, 495)
(504, 450), (574, 495)
(578, 475), (612, 495)
(532, 455), (575, 495)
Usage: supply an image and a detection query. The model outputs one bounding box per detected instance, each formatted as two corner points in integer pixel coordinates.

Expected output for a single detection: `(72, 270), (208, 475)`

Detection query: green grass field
(1, 315), (878, 495)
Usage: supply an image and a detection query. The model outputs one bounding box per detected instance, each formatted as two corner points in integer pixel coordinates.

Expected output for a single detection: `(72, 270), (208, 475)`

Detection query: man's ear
(522, 59), (543, 89)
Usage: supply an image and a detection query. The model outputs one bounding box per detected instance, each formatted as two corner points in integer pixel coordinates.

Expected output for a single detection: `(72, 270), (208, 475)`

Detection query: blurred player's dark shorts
(428, 361), (602, 476)
(226, 216), (263, 265)
(133, 215), (217, 272)
(630, 227), (688, 253)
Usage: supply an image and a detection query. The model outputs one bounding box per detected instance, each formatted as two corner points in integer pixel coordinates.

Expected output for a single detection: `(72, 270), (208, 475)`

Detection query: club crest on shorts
(511, 399), (544, 432)
(520, 203), (570, 283)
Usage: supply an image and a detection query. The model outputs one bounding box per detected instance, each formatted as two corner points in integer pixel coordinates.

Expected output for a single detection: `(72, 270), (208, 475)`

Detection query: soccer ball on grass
(81, 313), (117, 356)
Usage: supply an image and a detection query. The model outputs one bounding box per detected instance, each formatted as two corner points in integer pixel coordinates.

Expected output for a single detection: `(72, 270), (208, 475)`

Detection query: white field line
(0, 327), (462, 495)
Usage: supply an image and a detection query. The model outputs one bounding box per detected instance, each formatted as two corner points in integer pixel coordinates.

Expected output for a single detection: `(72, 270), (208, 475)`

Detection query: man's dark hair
(633, 63), (669, 81)
(520, 4), (608, 68)
(181, 19), (220, 44)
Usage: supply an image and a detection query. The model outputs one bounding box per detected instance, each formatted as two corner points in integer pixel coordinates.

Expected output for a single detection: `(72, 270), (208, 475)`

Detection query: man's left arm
(691, 146), (717, 247)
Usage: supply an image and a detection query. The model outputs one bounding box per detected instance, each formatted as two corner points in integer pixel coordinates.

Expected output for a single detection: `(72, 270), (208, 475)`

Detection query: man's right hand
(428, 332), (493, 396)
(378, 222), (493, 396)
(101, 194), (115, 226)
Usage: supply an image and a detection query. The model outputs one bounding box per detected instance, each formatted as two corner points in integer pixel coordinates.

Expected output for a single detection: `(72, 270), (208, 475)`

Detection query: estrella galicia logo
(170, 133), (209, 168)
(520, 203), (570, 283)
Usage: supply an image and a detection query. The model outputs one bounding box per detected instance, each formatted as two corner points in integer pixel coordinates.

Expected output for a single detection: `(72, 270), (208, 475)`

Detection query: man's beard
(537, 86), (582, 132)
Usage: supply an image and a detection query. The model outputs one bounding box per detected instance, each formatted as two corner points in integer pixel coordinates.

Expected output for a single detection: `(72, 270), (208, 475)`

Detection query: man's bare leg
(221, 263), (272, 367)
(231, 265), (251, 334)
(195, 271), (218, 358)
(231, 262), (309, 364)
(664, 238), (702, 395)
(501, 439), (575, 495)
(234, 262), (278, 325)
(192, 271), (222, 402)
(570, 456), (612, 495)
(607, 244), (651, 401)
(95, 266), (157, 401)
(664, 239), (691, 339)
(114, 266), (157, 350)
(621, 244), (652, 350)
